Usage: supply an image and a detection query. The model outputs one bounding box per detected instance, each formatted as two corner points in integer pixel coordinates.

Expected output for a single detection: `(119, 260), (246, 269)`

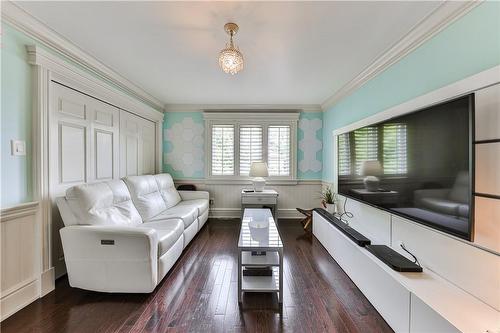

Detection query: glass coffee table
(237, 208), (283, 303)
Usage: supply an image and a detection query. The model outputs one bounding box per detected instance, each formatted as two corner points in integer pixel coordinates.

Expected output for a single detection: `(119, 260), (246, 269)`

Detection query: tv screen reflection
(337, 95), (472, 240)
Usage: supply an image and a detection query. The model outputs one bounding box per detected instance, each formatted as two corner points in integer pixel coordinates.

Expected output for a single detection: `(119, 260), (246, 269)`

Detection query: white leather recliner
(56, 173), (209, 293)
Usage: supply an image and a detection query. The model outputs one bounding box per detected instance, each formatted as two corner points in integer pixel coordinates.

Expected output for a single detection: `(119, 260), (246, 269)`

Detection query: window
(337, 133), (351, 176)
(337, 123), (407, 176)
(268, 126), (291, 176)
(383, 123), (407, 175)
(240, 126), (263, 176)
(205, 112), (298, 179)
(354, 126), (378, 175)
(211, 125), (234, 176)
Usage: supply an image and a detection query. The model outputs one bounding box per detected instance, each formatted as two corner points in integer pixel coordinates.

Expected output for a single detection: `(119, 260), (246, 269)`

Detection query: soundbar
(365, 245), (423, 272)
(313, 208), (371, 247)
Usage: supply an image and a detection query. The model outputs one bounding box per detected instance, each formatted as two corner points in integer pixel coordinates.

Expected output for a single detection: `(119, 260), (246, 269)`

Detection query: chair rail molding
(1, 0), (165, 112)
(321, 1), (482, 110)
(0, 202), (39, 222)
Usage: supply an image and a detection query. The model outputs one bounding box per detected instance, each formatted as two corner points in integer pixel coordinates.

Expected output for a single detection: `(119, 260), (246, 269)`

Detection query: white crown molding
(1, 1), (165, 112)
(321, 1), (482, 111)
(26, 45), (164, 123)
(203, 111), (300, 121)
(165, 104), (322, 113)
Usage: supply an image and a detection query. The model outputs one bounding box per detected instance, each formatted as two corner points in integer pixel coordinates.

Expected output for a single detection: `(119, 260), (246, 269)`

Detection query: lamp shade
(249, 162), (269, 177)
(361, 160), (382, 176)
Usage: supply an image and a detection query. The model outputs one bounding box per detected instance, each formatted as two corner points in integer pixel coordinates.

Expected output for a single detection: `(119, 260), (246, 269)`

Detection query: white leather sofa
(56, 173), (209, 293)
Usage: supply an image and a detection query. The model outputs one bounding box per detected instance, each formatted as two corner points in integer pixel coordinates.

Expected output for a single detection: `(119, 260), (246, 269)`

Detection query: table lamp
(249, 162), (269, 192)
(361, 160), (382, 192)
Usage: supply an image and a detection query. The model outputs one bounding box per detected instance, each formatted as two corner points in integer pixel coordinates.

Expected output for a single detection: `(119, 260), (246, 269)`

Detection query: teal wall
(1, 23), (159, 207)
(322, 2), (500, 182)
(1, 24), (36, 207)
(163, 111), (323, 180)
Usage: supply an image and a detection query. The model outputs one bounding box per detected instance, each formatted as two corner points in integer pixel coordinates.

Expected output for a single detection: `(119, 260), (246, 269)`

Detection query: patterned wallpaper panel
(298, 112), (323, 179)
(163, 112), (204, 178)
(163, 111), (323, 180)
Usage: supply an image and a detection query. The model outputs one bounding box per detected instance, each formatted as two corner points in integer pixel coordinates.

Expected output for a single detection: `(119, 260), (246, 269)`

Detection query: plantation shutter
(383, 123), (407, 174)
(268, 126), (291, 176)
(211, 125), (234, 175)
(240, 126), (263, 175)
(354, 126), (378, 175)
(337, 133), (351, 176)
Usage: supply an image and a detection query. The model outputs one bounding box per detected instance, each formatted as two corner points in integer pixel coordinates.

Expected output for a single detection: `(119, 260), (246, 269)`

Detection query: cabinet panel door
(89, 99), (119, 182)
(120, 111), (156, 177)
(120, 112), (141, 177)
(50, 83), (93, 278)
(475, 84), (500, 141)
(475, 142), (500, 196)
(141, 120), (156, 175)
(59, 123), (87, 184)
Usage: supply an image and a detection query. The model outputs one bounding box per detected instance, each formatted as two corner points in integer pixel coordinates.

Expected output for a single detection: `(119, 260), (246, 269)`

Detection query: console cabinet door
(119, 110), (156, 177)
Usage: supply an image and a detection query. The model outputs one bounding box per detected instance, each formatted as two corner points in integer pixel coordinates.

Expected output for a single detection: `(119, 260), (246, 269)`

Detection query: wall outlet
(209, 198), (215, 206)
(11, 140), (26, 156)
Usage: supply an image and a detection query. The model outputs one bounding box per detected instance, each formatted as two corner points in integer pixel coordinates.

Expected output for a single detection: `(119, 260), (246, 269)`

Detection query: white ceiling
(15, 1), (443, 105)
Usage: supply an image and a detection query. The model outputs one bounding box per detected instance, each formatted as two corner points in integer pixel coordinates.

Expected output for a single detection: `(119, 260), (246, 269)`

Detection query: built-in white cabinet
(313, 212), (499, 333)
(473, 83), (500, 254)
(49, 82), (157, 277)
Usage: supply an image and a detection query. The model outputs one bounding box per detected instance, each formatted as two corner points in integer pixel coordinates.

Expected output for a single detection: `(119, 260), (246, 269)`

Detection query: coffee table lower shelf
(241, 267), (280, 292)
(238, 250), (283, 303)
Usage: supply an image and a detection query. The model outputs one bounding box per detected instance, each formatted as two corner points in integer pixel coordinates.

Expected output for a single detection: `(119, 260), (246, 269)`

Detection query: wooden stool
(296, 208), (313, 230)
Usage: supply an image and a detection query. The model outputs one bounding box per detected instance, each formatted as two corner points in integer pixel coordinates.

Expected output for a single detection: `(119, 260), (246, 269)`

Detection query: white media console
(313, 210), (498, 332)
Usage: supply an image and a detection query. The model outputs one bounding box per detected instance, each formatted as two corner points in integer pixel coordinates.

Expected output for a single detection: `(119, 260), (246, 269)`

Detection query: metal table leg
(238, 249), (242, 303)
(278, 248), (283, 303)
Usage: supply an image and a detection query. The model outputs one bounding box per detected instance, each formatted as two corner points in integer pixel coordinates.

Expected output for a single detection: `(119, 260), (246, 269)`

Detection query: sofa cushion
(148, 205), (198, 228)
(138, 219), (184, 257)
(419, 197), (460, 217)
(66, 180), (142, 226)
(448, 171), (469, 204)
(154, 174), (181, 209)
(177, 199), (209, 216)
(123, 175), (167, 220)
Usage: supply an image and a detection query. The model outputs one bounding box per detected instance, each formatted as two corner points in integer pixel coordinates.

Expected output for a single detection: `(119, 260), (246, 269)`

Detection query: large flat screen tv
(337, 94), (474, 240)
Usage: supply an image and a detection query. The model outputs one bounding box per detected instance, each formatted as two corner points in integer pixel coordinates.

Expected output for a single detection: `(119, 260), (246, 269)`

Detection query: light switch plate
(11, 140), (26, 156)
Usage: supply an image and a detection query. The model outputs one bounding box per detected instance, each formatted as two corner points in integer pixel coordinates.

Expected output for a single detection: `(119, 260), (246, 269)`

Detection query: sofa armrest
(60, 225), (159, 292)
(178, 190), (209, 201)
(414, 188), (450, 206)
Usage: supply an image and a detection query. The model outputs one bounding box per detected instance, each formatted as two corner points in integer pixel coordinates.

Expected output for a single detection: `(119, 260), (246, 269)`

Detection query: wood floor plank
(0, 219), (393, 333)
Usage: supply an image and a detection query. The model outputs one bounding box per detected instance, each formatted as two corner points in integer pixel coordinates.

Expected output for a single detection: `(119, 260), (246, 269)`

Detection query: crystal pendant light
(218, 23), (244, 75)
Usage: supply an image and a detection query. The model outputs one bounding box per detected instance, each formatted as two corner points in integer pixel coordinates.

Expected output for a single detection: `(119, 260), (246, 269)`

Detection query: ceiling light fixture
(218, 22), (244, 75)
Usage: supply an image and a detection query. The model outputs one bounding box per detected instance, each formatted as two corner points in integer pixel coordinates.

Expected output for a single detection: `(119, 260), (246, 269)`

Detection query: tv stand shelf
(313, 211), (498, 333)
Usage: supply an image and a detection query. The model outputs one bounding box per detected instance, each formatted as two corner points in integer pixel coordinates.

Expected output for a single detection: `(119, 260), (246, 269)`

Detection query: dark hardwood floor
(1, 219), (392, 333)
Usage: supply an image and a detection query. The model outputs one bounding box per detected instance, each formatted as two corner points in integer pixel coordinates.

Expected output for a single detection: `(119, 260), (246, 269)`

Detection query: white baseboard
(0, 279), (40, 321)
(40, 268), (55, 297)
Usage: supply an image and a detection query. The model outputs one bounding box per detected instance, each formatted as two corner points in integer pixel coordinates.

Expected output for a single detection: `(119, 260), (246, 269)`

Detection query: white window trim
(204, 112), (299, 181)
